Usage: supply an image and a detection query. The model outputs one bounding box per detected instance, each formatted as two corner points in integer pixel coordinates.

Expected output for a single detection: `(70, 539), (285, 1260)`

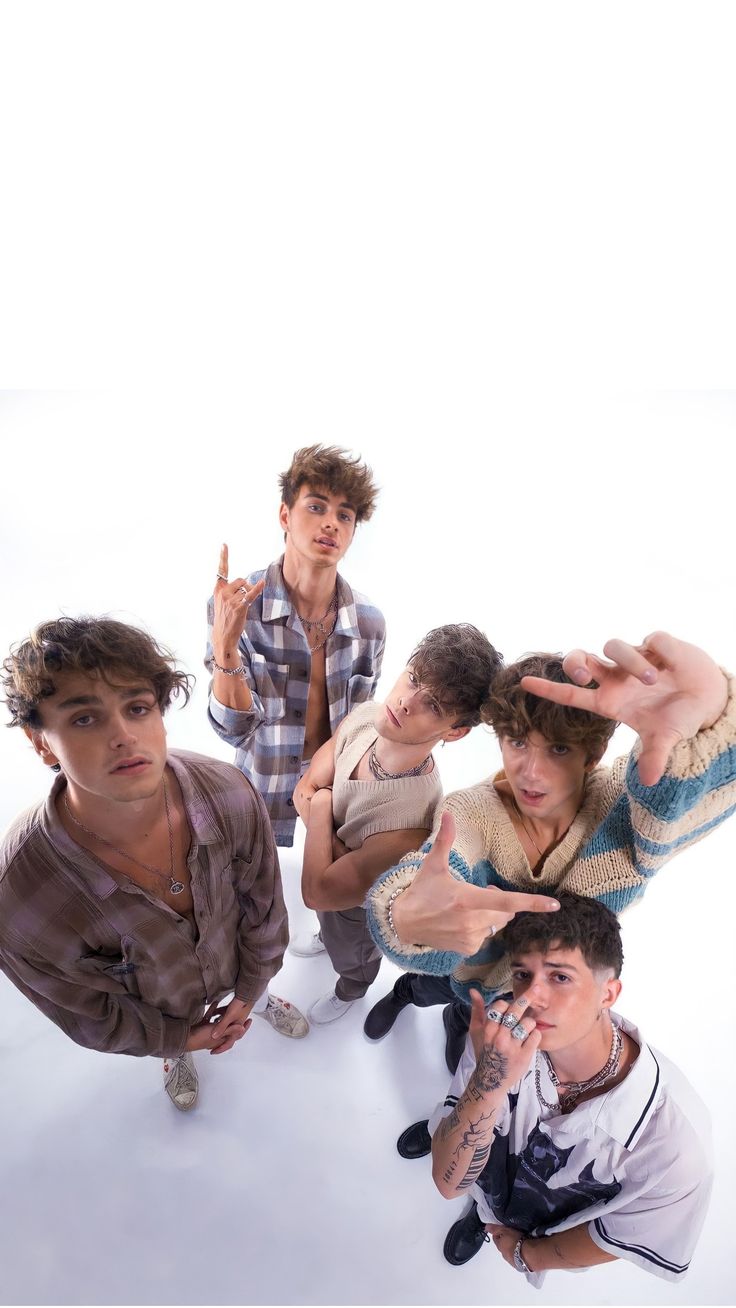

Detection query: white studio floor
(1, 823), (735, 1308)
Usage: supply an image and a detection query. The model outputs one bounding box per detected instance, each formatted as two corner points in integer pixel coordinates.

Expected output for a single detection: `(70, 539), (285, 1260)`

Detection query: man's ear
(23, 725), (60, 769)
(600, 974), (622, 1012)
(442, 724), (471, 745)
(278, 501), (290, 534)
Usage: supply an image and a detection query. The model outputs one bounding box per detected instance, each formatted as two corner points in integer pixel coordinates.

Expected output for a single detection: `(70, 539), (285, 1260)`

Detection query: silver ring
(489, 925), (497, 937)
(486, 1008), (504, 1024)
(510, 1023), (528, 1042)
(239, 586), (248, 596)
(500, 1013), (519, 1030)
(216, 573), (228, 582)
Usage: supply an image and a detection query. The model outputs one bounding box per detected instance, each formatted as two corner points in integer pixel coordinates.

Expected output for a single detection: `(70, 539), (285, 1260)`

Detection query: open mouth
(316, 537), (337, 549)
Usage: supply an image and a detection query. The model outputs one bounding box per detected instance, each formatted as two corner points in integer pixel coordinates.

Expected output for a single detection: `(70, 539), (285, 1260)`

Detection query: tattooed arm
(432, 991), (541, 1199)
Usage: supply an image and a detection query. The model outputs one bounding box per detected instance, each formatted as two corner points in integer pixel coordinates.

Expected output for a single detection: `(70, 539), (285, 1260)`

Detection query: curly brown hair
(483, 653), (617, 762)
(2, 617), (193, 729)
(278, 444), (379, 522)
(410, 624), (503, 727)
(503, 891), (624, 977)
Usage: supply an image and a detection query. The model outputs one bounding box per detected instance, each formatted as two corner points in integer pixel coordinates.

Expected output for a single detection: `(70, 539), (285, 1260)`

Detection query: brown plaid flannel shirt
(0, 749), (289, 1058)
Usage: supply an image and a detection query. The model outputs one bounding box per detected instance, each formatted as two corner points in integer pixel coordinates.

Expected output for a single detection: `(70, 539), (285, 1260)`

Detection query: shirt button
(287, 798), (294, 807)
(291, 756), (300, 764)
(294, 710), (303, 719)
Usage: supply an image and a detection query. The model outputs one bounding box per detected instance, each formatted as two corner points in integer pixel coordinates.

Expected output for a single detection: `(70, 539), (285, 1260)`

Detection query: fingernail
(642, 669), (657, 684)
(573, 667), (588, 684)
(548, 900), (560, 909)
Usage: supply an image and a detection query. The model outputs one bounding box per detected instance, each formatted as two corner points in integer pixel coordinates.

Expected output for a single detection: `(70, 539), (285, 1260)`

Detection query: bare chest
(303, 645), (331, 759)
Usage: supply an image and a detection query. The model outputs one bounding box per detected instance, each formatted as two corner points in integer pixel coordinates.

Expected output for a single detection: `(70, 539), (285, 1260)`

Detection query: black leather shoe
(443, 1201), (490, 1266)
(396, 1119), (432, 1159)
(363, 988), (408, 1040)
(442, 1004), (467, 1075)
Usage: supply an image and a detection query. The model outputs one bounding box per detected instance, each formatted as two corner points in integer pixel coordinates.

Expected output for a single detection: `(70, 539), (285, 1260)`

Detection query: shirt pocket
(347, 672), (375, 708)
(250, 654), (289, 724)
(76, 937), (141, 998)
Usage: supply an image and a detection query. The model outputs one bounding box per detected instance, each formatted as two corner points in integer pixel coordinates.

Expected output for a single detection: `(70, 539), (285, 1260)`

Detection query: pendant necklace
(64, 776), (185, 895)
(296, 590), (338, 653)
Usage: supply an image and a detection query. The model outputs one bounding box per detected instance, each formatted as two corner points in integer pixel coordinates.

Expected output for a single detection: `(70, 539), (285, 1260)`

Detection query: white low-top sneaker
(308, 991), (355, 1024)
(163, 1051), (199, 1111)
(288, 930), (326, 958)
(254, 993), (309, 1038)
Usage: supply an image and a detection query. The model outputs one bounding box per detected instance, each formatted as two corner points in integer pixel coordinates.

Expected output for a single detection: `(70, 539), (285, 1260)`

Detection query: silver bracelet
(513, 1237), (532, 1274)
(386, 885), (406, 944)
(212, 658), (247, 677)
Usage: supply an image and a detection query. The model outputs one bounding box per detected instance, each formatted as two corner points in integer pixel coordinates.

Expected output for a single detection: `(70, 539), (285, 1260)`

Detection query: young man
(205, 444), (385, 858)
(293, 625), (550, 1024)
(0, 617), (293, 1111)
(364, 632), (736, 1080)
(429, 893), (712, 1285)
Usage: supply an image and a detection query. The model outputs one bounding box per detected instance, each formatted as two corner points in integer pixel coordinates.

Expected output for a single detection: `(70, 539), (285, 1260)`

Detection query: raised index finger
(218, 543), (229, 581)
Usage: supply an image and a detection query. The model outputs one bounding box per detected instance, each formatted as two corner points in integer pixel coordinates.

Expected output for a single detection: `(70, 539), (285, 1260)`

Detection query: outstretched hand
(520, 631), (728, 786)
(390, 812), (560, 956)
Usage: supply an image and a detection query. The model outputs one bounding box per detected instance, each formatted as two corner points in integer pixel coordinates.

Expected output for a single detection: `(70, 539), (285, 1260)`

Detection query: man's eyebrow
(510, 957), (580, 972)
(305, 491), (356, 512)
(56, 688), (155, 709)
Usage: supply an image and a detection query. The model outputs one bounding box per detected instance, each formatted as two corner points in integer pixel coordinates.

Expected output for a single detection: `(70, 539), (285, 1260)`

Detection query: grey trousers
(316, 906), (382, 1000)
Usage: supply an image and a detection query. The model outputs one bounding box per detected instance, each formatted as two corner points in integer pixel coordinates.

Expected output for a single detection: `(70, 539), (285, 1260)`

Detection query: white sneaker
(163, 1051), (198, 1111)
(254, 993), (309, 1039)
(289, 929), (326, 958)
(308, 991), (355, 1024)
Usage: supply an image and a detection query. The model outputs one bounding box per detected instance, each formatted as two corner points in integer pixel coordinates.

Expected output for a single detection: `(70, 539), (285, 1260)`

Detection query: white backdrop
(1, 390), (735, 1306)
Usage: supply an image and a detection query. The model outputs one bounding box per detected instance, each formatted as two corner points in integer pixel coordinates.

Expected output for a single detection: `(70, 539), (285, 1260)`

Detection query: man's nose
(522, 747), (545, 780)
(522, 979), (548, 1009)
(398, 687), (420, 713)
(110, 716), (137, 748)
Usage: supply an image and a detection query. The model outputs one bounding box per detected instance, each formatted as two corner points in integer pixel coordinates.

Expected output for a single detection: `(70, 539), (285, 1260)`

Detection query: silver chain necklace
(64, 776), (185, 895)
(368, 743), (433, 781)
(296, 591), (338, 653)
(535, 1022), (623, 1112)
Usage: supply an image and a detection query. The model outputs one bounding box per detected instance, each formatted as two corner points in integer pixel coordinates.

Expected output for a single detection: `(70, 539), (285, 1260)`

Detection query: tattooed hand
(433, 993), (541, 1199)
(467, 990), (541, 1096)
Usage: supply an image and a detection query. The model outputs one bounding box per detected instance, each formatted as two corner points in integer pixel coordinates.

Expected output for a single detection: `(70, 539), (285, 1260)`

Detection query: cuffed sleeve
(0, 946), (190, 1058)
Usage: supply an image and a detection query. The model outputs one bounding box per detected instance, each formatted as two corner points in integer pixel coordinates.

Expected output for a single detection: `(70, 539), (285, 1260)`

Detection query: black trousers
(393, 972), (470, 1041)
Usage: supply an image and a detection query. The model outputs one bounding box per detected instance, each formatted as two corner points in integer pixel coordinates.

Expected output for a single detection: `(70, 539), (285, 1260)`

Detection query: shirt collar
(166, 750), (224, 845)
(42, 774), (120, 899)
(260, 556), (361, 638)
(40, 752), (224, 899)
(541, 1013), (663, 1150)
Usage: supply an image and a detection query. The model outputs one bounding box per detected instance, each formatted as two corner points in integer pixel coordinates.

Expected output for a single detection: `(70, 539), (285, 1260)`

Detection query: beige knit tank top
(331, 702), (443, 850)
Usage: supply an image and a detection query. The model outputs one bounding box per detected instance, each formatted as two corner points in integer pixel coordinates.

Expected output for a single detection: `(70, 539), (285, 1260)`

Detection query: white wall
(1, 391), (735, 1304)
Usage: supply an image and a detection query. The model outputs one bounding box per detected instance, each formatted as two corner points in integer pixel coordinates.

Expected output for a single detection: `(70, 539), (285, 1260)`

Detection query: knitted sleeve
(583, 670), (736, 916)
(364, 780), (495, 974)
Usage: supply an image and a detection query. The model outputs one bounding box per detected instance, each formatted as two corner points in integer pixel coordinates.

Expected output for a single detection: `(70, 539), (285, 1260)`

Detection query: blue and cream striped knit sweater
(365, 673), (736, 1002)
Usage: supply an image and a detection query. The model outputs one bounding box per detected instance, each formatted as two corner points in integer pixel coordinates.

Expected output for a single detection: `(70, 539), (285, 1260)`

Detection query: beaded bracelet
(386, 885), (406, 944)
(212, 659), (247, 677)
